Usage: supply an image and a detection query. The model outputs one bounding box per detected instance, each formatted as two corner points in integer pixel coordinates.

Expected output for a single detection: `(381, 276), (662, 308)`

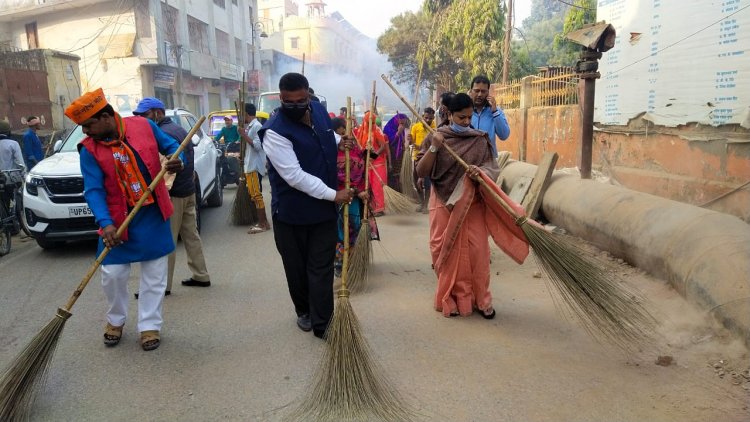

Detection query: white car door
(179, 113), (212, 198)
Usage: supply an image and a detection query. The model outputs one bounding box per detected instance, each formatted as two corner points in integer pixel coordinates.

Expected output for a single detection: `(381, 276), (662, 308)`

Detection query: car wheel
(35, 237), (64, 250)
(206, 167), (223, 207)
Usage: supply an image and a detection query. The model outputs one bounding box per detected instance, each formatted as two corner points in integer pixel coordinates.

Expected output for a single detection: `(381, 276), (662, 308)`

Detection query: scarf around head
(355, 111), (385, 149)
(383, 113), (408, 160)
(98, 113), (154, 207)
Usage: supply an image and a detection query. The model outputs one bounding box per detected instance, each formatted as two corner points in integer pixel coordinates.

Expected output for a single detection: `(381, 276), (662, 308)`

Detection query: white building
(0, 0), (267, 116)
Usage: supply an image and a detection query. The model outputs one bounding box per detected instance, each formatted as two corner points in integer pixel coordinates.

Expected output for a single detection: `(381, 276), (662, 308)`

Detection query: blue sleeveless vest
(259, 101), (337, 225)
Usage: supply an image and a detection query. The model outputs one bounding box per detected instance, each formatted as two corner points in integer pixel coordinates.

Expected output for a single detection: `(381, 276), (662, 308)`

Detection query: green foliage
(554, 0), (597, 63)
(377, 11), (430, 84)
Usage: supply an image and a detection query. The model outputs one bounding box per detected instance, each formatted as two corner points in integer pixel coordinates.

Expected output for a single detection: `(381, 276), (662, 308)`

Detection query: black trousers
(272, 217), (336, 333)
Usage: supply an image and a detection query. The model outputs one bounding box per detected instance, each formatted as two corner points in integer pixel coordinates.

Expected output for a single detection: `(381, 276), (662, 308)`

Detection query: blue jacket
(472, 106), (510, 158)
(259, 101), (337, 225)
(23, 128), (43, 168)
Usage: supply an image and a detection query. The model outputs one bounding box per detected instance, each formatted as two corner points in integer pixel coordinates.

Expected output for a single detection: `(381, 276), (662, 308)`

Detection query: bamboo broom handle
(342, 97), (352, 291)
(63, 116), (207, 311)
(362, 81), (376, 219)
(380, 74), (525, 221)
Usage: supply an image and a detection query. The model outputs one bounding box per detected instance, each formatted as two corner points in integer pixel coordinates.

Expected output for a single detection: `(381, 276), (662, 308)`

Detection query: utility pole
(175, 44), (184, 109)
(502, 0), (513, 85)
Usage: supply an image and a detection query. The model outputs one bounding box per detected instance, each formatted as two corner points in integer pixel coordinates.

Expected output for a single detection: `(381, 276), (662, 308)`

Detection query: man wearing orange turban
(65, 88), (184, 351)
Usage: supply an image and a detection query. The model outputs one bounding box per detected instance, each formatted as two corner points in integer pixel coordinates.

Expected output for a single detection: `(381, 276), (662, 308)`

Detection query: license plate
(68, 205), (93, 217)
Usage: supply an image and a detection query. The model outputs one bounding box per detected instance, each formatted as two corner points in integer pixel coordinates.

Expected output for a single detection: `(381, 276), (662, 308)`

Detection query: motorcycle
(218, 142), (241, 187)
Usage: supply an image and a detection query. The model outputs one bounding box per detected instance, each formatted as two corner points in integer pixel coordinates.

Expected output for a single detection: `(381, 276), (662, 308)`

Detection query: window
(188, 16), (210, 54)
(234, 38), (243, 66)
(290, 37), (299, 49)
(161, 3), (178, 45)
(25, 22), (38, 49)
(213, 0), (225, 8)
(215, 29), (230, 61)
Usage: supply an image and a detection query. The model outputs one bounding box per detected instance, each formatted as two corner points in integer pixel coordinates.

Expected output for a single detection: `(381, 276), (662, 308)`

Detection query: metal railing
(494, 68), (580, 109)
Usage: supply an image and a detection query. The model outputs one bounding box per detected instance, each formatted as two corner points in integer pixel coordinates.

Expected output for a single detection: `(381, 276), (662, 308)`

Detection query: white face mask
(450, 122), (470, 133)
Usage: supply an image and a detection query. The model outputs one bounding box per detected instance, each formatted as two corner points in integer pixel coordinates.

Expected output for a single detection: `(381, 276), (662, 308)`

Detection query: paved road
(1, 185), (748, 421)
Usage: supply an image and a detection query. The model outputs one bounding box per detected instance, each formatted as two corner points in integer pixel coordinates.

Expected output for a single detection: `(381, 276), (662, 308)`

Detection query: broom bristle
(290, 294), (415, 422)
(521, 222), (657, 351)
(347, 222), (372, 293)
(399, 154), (419, 201)
(383, 186), (416, 215)
(229, 179), (256, 225)
(0, 308), (71, 421)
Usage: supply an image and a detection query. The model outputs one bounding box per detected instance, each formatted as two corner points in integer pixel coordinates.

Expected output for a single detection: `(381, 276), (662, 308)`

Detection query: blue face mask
(450, 122), (470, 133)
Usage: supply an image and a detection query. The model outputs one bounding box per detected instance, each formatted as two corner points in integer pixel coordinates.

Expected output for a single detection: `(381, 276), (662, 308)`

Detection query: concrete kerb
(500, 161), (750, 348)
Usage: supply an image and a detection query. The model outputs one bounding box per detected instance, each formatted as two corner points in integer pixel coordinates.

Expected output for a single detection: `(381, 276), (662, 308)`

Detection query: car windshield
(59, 125), (85, 152)
(258, 93), (280, 115)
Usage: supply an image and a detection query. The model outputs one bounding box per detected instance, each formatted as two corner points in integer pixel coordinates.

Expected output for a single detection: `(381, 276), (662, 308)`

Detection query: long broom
(399, 132), (419, 202)
(372, 167), (416, 215)
(291, 102), (413, 422)
(382, 74), (657, 350)
(0, 117), (206, 420)
(348, 91), (375, 293)
(230, 77), (255, 226)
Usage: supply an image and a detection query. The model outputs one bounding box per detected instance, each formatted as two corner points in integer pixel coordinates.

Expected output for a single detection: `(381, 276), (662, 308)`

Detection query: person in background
(132, 97), (211, 296)
(437, 92), (455, 128)
(416, 93), (502, 320)
(330, 117), (368, 278)
(214, 116), (240, 149)
(0, 120), (24, 172)
(355, 111), (388, 217)
(383, 113), (409, 191)
(409, 107), (436, 213)
(67, 88), (184, 351)
(22, 116), (44, 169)
(259, 73), (354, 339)
(241, 103), (271, 234)
(468, 75), (510, 158)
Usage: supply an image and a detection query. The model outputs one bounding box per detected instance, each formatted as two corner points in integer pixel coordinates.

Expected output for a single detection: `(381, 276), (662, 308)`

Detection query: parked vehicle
(23, 109), (222, 249)
(207, 109), (269, 188)
(0, 169), (25, 256)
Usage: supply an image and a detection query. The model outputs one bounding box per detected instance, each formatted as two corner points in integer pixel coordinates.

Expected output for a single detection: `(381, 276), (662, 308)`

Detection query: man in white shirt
(241, 103), (271, 234)
(259, 72), (354, 339)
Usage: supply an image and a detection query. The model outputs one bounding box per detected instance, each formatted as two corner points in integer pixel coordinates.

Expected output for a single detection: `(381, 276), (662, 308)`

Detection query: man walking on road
(0, 120), (24, 172)
(241, 103), (271, 234)
(259, 72), (354, 339)
(133, 98), (211, 294)
(67, 88), (184, 351)
(22, 116), (44, 169)
(469, 75), (510, 158)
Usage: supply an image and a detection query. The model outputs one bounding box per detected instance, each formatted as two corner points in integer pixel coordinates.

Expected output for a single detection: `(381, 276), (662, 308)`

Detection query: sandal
(247, 225), (269, 234)
(140, 330), (161, 351)
(103, 322), (123, 346)
(480, 307), (497, 320)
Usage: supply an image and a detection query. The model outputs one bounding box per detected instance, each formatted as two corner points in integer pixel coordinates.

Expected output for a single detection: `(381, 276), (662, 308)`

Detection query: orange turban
(65, 88), (108, 124)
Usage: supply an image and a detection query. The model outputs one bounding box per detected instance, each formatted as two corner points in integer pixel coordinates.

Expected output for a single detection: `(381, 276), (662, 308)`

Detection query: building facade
(0, 0), (267, 116)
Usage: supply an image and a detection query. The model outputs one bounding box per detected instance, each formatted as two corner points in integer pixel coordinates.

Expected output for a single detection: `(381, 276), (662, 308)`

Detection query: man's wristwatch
(429, 145), (438, 153)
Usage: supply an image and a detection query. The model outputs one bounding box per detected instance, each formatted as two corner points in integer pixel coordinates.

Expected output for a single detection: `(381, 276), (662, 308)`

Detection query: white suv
(23, 109), (222, 249)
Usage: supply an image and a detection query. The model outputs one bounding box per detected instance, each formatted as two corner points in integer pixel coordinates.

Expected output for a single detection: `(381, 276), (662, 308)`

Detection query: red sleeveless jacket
(80, 116), (173, 239)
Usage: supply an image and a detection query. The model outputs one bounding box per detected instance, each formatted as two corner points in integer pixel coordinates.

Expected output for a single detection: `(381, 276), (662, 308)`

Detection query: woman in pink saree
(355, 111), (388, 216)
(416, 93), (528, 319)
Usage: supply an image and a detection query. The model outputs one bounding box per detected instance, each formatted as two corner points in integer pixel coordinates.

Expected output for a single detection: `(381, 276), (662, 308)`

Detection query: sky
(320, 0), (532, 39)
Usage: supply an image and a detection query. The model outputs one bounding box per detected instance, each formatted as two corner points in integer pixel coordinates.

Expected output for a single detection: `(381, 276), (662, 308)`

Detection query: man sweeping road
(259, 72), (354, 339)
(66, 89), (184, 351)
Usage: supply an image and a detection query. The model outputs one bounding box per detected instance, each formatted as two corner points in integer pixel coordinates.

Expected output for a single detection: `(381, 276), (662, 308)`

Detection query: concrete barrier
(501, 161), (750, 347)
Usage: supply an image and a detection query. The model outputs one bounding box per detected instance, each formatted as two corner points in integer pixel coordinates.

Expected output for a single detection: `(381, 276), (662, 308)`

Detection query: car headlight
(26, 174), (44, 196)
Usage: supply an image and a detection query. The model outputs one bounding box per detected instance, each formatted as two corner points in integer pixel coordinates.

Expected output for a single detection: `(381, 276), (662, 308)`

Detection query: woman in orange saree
(416, 93), (528, 318)
(355, 111), (388, 216)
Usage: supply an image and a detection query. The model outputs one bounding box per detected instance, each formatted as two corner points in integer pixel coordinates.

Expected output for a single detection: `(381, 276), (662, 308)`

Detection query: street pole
(175, 44), (184, 109)
(502, 0), (513, 85)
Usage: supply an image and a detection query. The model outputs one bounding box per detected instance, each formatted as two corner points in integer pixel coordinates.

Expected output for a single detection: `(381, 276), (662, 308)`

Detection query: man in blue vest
(259, 72), (354, 339)
(469, 75), (510, 158)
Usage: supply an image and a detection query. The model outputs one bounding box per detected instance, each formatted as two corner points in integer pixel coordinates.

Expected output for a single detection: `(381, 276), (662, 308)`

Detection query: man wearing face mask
(259, 72), (355, 339)
(468, 75), (510, 158)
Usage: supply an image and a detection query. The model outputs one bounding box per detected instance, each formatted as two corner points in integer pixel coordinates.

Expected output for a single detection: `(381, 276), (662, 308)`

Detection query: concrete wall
(499, 104), (750, 222)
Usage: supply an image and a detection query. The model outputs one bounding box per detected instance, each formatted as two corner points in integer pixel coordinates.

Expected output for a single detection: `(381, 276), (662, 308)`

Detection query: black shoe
(181, 278), (210, 287)
(296, 314), (312, 332)
(134, 290), (170, 300)
(480, 308), (496, 320)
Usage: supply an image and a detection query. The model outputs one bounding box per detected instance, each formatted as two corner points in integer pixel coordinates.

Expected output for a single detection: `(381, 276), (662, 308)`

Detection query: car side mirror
(53, 140), (63, 152)
(191, 134), (201, 146)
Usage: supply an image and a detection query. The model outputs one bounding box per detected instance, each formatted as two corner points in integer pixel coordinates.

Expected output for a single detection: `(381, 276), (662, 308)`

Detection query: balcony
(0, 0), (109, 22)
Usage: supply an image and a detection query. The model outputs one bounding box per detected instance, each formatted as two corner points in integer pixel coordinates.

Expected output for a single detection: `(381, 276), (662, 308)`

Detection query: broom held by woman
(415, 93), (500, 319)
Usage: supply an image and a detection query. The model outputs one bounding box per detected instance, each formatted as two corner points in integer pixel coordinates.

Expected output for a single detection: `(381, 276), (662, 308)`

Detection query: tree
(554, 0), (598, 64)
(377, 11), (430, 84)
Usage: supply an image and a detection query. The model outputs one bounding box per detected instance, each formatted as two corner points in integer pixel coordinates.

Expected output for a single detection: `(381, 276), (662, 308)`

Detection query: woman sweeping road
(416, 93), (506, 319)
(355, 111), (388, 216)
